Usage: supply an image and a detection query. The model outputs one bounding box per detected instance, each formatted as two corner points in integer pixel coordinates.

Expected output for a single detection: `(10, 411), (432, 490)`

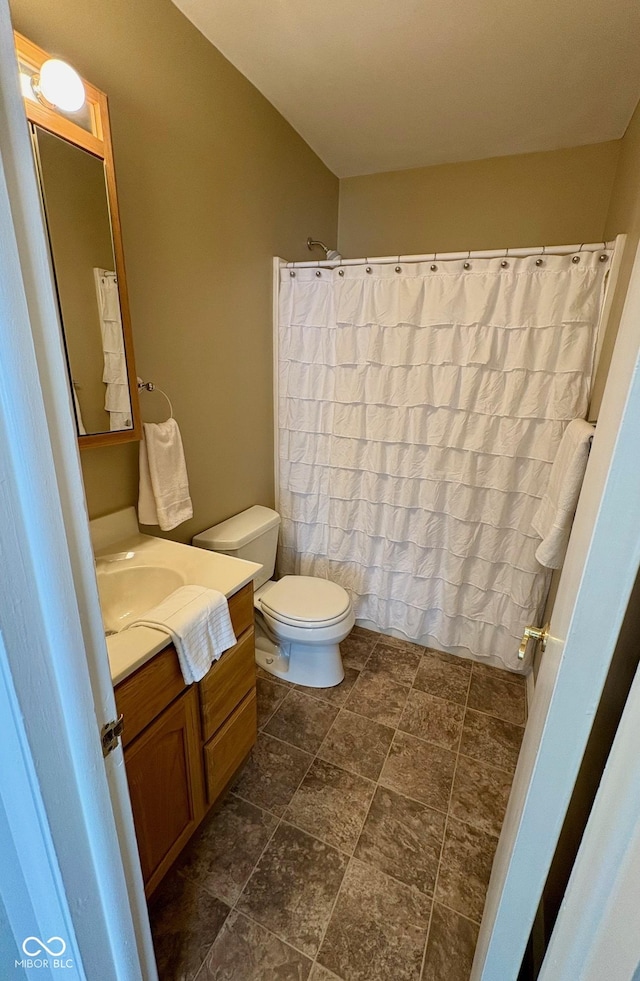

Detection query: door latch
(518, 624), (549, 660)
(101, 714), (124, 757)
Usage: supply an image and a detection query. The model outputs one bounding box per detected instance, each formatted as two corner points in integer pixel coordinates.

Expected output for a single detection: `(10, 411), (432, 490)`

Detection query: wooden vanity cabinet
(199, 585), (257, 804)
(114, 582), (257, 897)
(124, 686), (205, 894)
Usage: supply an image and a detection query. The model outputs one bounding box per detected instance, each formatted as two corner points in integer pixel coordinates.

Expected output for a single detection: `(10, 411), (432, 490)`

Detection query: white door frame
(0, 2), (155, 977)
(473, 240), (640, 978)
(539, 653), (640, 979)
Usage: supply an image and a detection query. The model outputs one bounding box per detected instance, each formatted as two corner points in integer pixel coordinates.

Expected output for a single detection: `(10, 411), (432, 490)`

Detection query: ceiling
(172, 0), (640, 178)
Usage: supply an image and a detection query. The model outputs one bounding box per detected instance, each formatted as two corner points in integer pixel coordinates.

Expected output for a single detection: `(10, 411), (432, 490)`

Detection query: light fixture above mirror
(14, 31), (141, 449)
(31, 58), (86, 113)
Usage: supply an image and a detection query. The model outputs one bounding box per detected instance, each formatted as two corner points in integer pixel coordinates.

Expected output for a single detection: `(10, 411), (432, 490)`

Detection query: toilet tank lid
(192, 505), (280, 550)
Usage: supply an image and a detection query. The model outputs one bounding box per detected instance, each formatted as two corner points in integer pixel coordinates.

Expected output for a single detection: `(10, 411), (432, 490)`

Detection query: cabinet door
(124, 686), (205, 895)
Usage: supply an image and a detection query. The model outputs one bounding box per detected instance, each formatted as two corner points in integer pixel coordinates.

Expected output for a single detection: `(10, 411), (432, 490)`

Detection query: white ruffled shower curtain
(277, 251), (609, 671)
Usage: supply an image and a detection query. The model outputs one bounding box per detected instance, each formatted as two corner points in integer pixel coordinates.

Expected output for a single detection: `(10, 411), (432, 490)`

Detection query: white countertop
(96, 530), (260, 686)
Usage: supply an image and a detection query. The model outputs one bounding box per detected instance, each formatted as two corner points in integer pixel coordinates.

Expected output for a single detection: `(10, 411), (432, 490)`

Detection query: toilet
(192, 506), (354, 687)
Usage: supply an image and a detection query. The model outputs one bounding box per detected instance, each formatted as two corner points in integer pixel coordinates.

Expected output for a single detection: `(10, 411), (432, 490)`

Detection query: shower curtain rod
(282, 240), (615, 269)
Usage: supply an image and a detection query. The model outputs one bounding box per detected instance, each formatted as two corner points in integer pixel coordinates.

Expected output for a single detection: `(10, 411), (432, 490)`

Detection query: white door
(0, 3), (156, 977)
(539, 654), (640, 979)
(472, 241), (640, 979)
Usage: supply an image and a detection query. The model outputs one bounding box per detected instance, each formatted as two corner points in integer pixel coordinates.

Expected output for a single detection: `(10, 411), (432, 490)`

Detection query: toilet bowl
(254, 576), (354, 686)
(192, 506), (354, 687)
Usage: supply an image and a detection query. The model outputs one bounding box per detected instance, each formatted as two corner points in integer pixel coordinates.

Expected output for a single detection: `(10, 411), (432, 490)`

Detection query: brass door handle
(518, 623), (549, 660)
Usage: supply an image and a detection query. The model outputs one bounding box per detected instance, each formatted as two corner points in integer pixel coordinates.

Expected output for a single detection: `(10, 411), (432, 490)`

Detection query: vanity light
(32, 58), (85, 112)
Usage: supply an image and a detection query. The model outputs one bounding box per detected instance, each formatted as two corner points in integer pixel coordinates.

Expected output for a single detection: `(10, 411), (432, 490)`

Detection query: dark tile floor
(149, 627), (526, 981)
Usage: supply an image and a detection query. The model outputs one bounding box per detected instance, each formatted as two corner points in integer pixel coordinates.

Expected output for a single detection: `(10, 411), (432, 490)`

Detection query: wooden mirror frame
(14, 31), (141, 449)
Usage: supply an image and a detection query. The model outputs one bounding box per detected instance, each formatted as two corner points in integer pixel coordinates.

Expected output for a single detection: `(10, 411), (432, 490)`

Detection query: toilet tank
(192, 506), (280, 590)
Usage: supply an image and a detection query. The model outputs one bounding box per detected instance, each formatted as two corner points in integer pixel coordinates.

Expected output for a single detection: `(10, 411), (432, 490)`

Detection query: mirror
(14, 31), (141, 448)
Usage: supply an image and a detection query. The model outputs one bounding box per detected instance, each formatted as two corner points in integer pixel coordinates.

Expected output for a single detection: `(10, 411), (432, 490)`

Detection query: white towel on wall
(138, 418), (193, 531)
(125, 585), (236, 684)
(532, 418), (594, 569)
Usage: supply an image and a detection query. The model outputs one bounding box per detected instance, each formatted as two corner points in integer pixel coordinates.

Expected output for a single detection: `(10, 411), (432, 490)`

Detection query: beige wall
(590, 99), (640, 415)
(338, 143), (620, 259)
(10, 0), (339, 543)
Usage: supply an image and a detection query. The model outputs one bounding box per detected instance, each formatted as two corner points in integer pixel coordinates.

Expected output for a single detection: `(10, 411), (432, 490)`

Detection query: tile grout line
(191, 905), (328, 981)
(307, 655), (426, 974)
(228, 716), (319, 927)
(257, 680), (294, 732)
(464, 702), (527, 729)
(311, 636), (378, 976)
(420, 656), (474, 980)
(225, 906), (317, 967)
(296, 641), (379, 980)
(174, 776), (295, 980)
(307, 636), (385, 978)
(227, 644), (377, 978)
(456, 749), (518, 779)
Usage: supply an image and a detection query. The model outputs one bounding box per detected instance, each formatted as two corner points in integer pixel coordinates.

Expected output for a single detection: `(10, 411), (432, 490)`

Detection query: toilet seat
(259, 576), (351, 628)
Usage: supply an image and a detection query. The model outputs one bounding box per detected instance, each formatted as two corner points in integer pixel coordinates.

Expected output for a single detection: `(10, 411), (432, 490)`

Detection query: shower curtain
(276, 251), (609, 671)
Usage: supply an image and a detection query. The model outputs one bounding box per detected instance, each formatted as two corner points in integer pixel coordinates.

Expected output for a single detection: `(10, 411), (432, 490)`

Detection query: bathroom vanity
(114, 583), (256, 896)
(91, 508), (260, 897)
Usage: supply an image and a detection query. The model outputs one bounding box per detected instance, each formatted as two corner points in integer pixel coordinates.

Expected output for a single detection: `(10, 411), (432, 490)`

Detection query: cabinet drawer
(204, 688), (257, 805)
(228, 582), (254, 638)
(115, 644), (185, 748)
(200, 627), (255, 741)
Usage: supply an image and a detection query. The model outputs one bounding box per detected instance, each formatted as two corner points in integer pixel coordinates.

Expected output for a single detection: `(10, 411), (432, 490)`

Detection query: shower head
(307, 237), (342, 262)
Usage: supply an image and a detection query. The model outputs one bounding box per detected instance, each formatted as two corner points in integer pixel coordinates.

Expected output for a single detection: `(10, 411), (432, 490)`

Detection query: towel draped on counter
(124, 584), (236, 684)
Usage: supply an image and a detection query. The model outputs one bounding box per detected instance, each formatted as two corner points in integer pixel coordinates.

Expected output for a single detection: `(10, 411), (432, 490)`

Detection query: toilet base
(255, 633), (345, 688)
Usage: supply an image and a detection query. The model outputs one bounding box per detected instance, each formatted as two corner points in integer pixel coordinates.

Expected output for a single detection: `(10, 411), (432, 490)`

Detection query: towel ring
(138, 380), (173, 420)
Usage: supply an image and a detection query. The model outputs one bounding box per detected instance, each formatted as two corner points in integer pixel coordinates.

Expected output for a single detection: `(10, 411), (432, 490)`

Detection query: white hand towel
(138, 419), (193, 531)
(124, 585), (236, 684)
(532, 419), (594, 569)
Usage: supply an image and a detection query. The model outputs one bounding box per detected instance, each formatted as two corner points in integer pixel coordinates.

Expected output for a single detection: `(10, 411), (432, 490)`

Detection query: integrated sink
(96, 559), (186, 634)
(90, 507), (261, 684)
